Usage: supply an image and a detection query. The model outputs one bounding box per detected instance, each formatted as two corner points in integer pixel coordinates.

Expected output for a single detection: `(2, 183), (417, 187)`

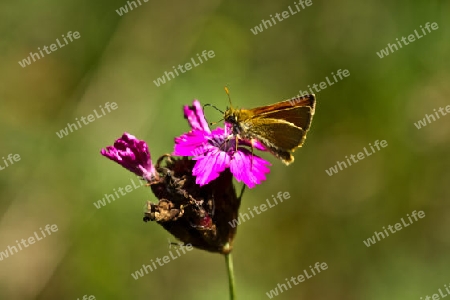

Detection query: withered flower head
(101, 134), (240, 254)
(144, 154), (240, 254)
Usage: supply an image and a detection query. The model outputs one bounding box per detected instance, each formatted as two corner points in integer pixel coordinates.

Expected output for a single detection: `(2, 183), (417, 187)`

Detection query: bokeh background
(1, 0), (449, 299)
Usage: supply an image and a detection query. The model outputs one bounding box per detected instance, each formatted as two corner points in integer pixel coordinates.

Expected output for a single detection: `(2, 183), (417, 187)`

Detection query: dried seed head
(144, 154), (240, 254)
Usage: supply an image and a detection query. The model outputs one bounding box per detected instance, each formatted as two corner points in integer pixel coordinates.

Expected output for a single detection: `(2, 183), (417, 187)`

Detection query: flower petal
(174, 130), (210, 156)
(192, 149), (230, 186)
(229, 149), (271, 188)
(101, 132), (157, 182)
(184, 100), (211, 132)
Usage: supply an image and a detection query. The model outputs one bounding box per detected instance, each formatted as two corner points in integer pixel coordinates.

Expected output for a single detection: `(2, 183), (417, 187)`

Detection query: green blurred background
(1, 0), (449, 299)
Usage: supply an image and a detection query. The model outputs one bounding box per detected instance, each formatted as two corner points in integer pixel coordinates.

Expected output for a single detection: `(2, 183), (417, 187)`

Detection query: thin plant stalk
(223, 184), (245, 299)
(224, 248), (236, 300)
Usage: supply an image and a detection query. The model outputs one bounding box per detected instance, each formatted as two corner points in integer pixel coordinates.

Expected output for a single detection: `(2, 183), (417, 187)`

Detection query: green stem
(225, 249), (236, 300)
(238, 184), (246, 201)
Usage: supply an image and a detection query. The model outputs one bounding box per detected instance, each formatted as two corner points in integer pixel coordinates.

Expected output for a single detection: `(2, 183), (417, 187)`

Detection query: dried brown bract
(144, 154), (240, 254)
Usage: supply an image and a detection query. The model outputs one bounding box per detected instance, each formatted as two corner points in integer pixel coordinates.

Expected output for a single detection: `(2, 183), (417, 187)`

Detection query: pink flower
(174, 100), (271, 188)
(100, 133), (157, 182)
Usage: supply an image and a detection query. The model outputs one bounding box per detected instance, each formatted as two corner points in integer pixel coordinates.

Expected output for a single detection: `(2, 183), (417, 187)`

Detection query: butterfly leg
(250, 138), (257, 170)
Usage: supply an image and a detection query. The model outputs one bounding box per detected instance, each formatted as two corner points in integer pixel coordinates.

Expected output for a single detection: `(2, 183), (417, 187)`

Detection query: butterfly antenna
(225, 86), (233, 108)
(203, 104), (224, 126)
(203, 103), (224, 114)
